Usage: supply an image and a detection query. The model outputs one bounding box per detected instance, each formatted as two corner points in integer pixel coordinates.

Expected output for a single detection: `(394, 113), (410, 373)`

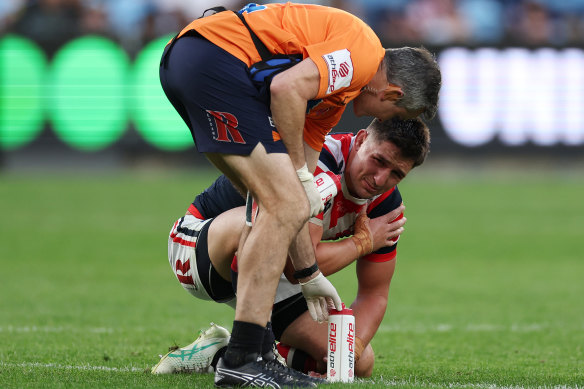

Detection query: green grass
(0, 169), (583, 388)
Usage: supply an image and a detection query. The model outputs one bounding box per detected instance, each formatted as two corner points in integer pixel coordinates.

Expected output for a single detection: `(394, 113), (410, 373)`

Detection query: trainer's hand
(299, 272), (343, 322)
(296, 164), (324, 217)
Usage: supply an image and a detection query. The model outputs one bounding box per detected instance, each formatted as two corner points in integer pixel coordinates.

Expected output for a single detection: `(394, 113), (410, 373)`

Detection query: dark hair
(384, 47), (441, 121)
(367, 117), (430, 168)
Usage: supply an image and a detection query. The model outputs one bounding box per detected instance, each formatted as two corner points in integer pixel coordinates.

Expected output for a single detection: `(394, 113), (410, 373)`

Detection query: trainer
(159, 3), (440, 387)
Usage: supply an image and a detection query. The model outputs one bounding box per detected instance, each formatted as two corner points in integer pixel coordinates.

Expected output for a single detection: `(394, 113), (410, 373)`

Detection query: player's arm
(308, 205), (405, 276)
(351, 257), (396, 353)
(308, 223), (363, 276)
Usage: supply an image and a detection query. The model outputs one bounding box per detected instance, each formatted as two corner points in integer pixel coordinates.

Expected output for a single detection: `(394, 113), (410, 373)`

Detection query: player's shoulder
(319, 133), (354, 174)
(322, 132), (354, 159)
(206, 174), (235, 193)
(367, 186), (403, 219)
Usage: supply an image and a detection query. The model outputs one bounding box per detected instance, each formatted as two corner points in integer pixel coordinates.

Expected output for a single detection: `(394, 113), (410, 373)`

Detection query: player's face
(345, 131), (414, 199)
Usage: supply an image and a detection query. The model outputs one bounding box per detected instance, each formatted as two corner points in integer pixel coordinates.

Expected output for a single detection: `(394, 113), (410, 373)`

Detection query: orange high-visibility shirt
(178, 3), (384, 150)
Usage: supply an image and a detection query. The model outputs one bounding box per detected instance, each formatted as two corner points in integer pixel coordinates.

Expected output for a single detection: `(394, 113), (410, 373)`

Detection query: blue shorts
(159, 34), (287, 155)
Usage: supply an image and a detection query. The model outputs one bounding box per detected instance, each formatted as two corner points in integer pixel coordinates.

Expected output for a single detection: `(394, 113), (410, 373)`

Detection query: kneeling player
(152, 118), (430, 377)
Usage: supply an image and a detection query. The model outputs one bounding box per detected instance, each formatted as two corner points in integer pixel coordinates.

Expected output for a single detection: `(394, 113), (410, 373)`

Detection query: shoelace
(264, 359), (324, 384)
(257, 359), (298, 382)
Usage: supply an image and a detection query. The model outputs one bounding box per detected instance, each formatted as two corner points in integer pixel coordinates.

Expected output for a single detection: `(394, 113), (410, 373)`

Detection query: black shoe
(263, 358), (327, 386)
(214, 357), (319, 388)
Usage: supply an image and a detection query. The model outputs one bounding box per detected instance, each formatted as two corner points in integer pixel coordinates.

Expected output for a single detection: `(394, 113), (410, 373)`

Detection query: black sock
(223, 320), (265, 367)
(289, 348), (317, 373)
(211, 346), (227, 371)
(261, 322), (276, 360)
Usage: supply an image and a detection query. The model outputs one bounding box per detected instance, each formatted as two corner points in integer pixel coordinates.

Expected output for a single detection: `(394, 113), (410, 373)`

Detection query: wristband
(313, 172), (340, 204)
(351, 232), (373, 257)
(293, 262), (319, 280)
(351, 213), (374, 257)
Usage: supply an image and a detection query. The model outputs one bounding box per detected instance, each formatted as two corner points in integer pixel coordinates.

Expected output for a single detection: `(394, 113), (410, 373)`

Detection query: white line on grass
(4, 363), (579, 389)
(0, 326), (114, 334)
(0, 362), (144, 373)
(359, 377), (582, 389)
(377, 323), (552, 333)
(4, 323), (574, 335)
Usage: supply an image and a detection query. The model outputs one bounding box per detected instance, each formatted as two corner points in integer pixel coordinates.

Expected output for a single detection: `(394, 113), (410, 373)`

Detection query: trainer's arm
(270, 58), (320, 170)
(351, 258), (396, 347)
(308, 223), (362, 276)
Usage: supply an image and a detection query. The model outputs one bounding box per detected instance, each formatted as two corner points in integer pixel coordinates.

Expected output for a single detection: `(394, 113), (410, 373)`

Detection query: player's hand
(354, 337), (365, 362)
(297, 164), (324, 217)
(299, 272), (342, 322)
(308, 371), (326, 379)
(368, 204), (406, 251)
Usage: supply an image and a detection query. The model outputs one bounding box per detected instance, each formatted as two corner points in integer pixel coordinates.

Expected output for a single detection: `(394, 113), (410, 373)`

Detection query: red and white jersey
(312, 133), (403, 263)
(187, 133), (404, 267)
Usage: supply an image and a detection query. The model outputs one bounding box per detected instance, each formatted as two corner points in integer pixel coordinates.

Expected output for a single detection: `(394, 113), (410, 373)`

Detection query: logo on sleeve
(323, 49), (353, 95)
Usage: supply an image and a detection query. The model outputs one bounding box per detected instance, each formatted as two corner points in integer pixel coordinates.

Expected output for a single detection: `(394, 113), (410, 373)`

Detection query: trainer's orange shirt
(178, 3), (384, 151)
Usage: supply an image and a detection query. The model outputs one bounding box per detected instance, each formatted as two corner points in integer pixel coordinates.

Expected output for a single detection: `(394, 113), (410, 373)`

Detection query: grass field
(0, 168), (583, 388)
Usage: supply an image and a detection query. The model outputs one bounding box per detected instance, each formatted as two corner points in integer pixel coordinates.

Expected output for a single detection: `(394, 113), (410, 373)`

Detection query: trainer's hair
(366, 117), (430, 168)
(384, 47), (441, 121)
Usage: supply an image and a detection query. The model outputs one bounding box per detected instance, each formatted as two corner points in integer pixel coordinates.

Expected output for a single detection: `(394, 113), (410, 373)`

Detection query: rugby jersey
(189, 133), (403, 263)
(188, 175), (245, 220)
(177, 3), (385, 151)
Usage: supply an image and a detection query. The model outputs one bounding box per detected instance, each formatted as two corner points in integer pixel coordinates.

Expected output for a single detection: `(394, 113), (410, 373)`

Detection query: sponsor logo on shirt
(323, 49), (353, 95)
(239, 3), (267, 14)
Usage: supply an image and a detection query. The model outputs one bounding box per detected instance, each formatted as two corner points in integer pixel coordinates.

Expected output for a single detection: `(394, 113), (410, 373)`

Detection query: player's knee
(282, 197), (310, 230)
(355, 344), (374, 378)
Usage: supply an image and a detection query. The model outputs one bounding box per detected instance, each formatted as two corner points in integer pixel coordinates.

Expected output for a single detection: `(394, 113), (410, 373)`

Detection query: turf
(0, 169), (582, 388)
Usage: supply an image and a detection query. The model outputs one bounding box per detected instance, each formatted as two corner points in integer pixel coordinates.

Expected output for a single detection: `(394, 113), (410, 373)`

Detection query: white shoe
(151, 323), (230, 374)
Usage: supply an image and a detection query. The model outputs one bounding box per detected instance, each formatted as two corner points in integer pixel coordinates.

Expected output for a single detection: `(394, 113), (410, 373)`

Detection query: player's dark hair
(367, 117), (430, 168)
(384, 47), (441, 121)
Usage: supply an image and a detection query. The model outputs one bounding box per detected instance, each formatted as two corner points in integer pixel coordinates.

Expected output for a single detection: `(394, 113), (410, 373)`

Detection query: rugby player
(152, 117), (430, 378)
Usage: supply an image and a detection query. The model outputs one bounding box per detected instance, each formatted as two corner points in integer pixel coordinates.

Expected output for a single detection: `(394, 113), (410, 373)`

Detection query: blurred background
(1, 3), (583, 385)
(1, 0), (583, 172)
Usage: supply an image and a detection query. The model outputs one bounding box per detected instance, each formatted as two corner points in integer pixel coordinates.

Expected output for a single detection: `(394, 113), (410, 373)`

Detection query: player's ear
(382, 83), (404, 102)
(354, 129), (368, 150)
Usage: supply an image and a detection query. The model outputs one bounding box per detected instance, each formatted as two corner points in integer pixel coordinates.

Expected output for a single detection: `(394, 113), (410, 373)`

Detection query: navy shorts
(271, 293), (308, 340)
(230, 269), (307, 340)
(159, 33), (287, 155)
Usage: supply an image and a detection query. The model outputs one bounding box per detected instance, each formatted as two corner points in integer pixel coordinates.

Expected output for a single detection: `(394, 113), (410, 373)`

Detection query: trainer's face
(352, 83), (424, 121)
(345, 130), (414, 199)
